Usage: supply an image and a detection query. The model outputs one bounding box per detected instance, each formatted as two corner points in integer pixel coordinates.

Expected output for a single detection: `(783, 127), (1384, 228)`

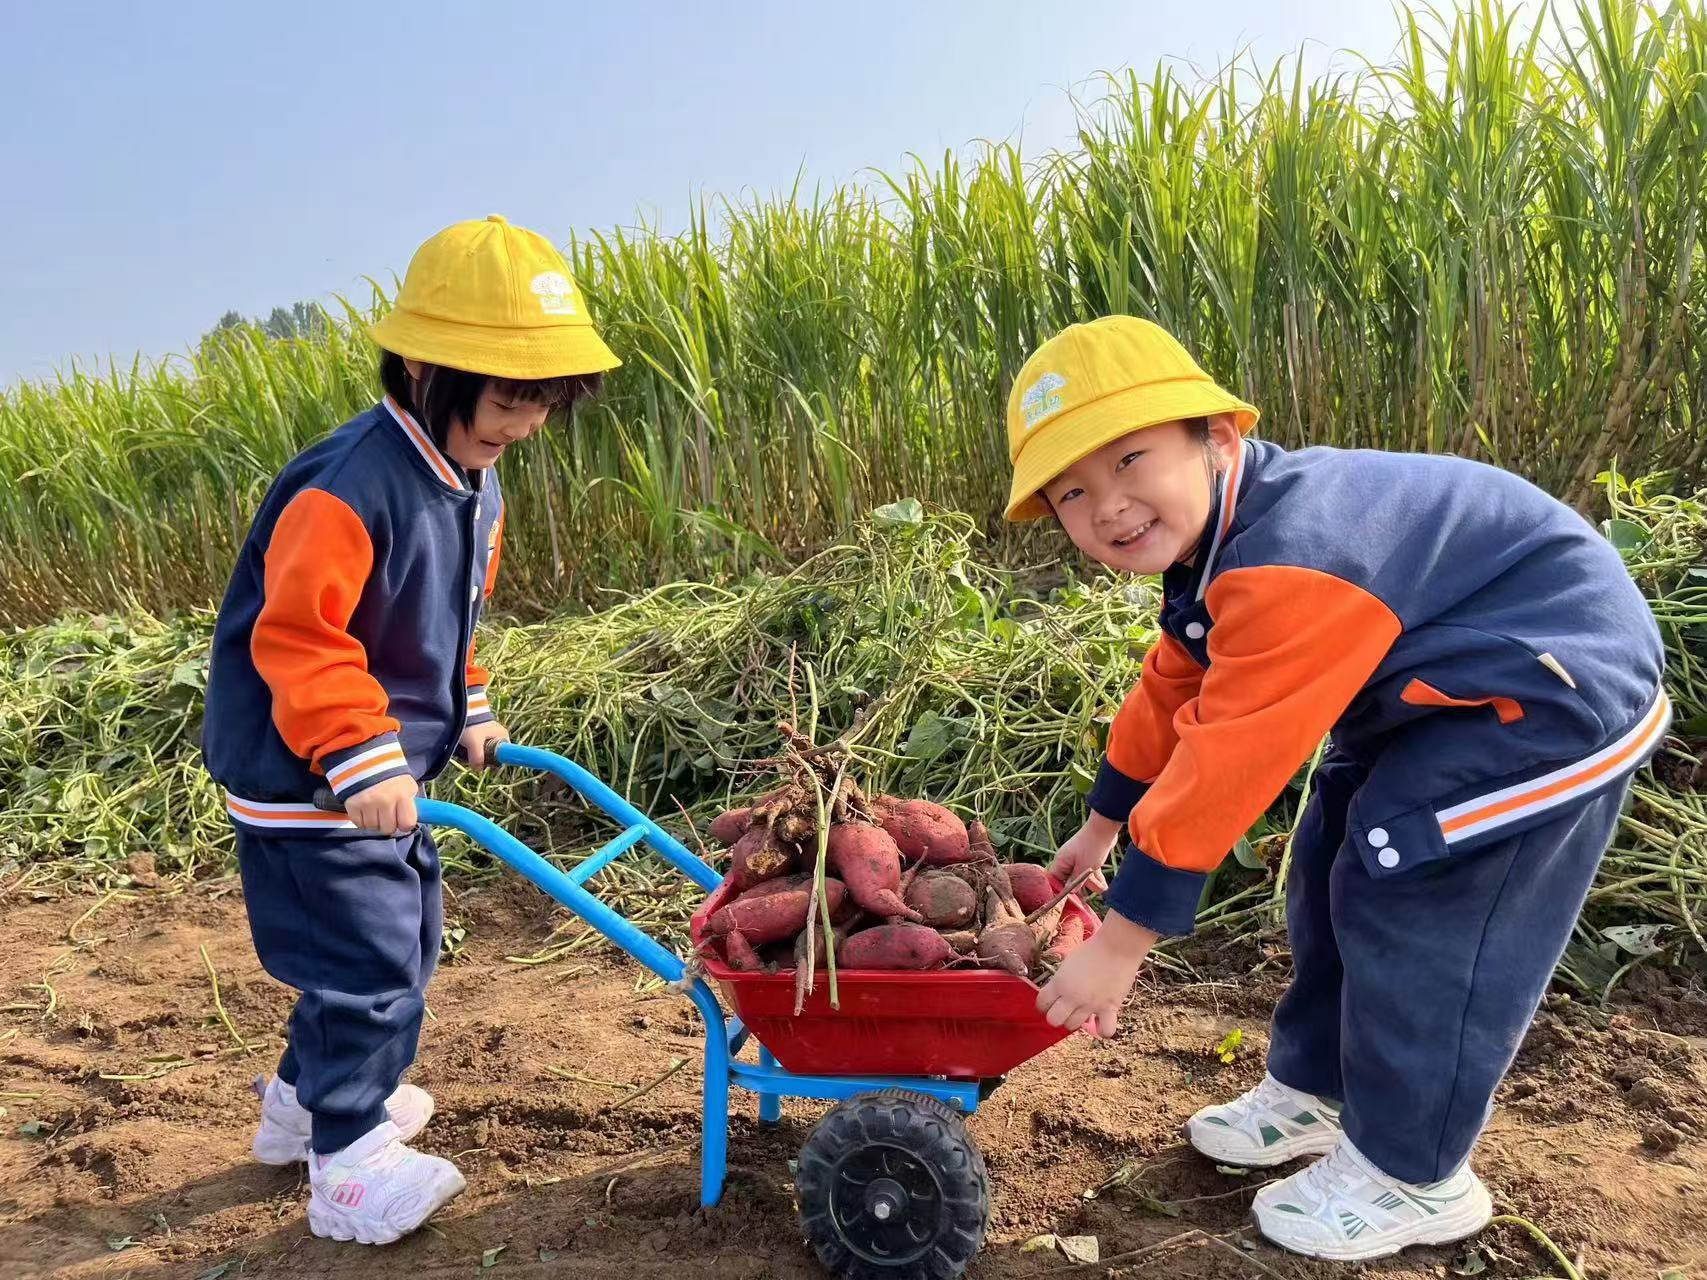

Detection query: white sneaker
(306, 1120), (466, 1245)
(1253, 1136), (1494, 1261)
(1186, 1073), (1342, 1166)
(251, 1075), (435, 1166)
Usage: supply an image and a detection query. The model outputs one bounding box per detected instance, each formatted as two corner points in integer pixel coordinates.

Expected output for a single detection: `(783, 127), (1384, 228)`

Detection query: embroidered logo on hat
(530, 272), (578, 317)
(1022, 372), (1068, 427)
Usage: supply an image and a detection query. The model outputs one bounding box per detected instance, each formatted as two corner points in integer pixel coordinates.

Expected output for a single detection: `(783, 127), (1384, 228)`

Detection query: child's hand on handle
(345, 775), (421, 835)
(1035, 912), (1159, 1038)
(1049, 812), (1122, 893)
(458, 721), (511, 772)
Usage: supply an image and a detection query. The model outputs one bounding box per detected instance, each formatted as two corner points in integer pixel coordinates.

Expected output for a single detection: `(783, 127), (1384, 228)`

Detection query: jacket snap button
(1378, 848), (1401, 869)
(1368, 827), (1389, 847)
(1185, 621), (1206, 640)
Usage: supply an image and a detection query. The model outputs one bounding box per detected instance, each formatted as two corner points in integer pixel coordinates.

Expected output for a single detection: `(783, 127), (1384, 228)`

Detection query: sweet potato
(983, 876), (1026, 930)
(835, 923), (957, 971)
(1045, 913), (1088, 961)
(709, 807), (753, 846)
(787, 917), (865, 975)
(789, 920), (841, 970)
(977, 921), (1039, 977)
(827, 823), (922, 921)
(729, 871), (813, 901)
(730, 826), (796, 890)
(878, 799), (972, 866)
(730, 870), (859, 920)
(722, 929), (763, 971)
(935, 858), (1011, 929)
(938, 862), (978, 886)
(903, 870), (976, 928)
(967, 819), (999, 862)
(1005, 862), (1056, 914)
(788, 918), (867, 1010)
(707, 879), (847, 945)
(1030, 899), (1067, 947)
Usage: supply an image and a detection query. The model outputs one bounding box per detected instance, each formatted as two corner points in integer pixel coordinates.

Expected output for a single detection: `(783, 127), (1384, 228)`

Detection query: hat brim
(368, 309), (622, 380)
(1004, 381), (1259, 522)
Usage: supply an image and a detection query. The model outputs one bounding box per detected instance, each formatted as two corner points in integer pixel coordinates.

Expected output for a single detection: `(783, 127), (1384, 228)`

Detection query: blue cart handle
(310, 743), (725, 987)
(488, 742), (722, 895)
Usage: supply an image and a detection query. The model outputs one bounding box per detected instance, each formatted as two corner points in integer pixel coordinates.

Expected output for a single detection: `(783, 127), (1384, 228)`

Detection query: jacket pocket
(1399, 677), (1524, 725)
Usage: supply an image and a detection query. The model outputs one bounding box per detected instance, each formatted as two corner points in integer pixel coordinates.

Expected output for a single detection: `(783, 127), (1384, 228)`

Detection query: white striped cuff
(465, 686), (495, 727)
(323, 734), (414, 801)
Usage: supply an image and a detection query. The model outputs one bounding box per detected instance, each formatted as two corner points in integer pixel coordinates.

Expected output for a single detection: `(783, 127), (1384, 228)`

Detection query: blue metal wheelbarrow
(342, 742), (1096, 1280)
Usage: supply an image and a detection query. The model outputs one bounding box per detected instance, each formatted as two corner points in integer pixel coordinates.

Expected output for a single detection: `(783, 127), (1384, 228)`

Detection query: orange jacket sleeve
(250, 489), (403, 791)
(464, 503), (504, 725)
(1105, 565), (1401, 935)
(1087, 632), (1205, 821)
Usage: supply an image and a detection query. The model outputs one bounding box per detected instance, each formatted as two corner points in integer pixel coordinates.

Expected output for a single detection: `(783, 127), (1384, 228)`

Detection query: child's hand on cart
(1035, 912), (1157, 1038)
(324, 721), (508, 835)
(457, 721), (511, 772)
(345, 775), (421, 835)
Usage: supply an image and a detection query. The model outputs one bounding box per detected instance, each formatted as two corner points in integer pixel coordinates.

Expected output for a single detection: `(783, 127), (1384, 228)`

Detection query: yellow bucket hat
(368, 214), (621, 381)
(1004, 315), (1258, 521)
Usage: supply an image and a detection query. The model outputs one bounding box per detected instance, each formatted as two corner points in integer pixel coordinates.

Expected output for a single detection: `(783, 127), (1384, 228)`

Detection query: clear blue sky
(1, 0), (1411, 388)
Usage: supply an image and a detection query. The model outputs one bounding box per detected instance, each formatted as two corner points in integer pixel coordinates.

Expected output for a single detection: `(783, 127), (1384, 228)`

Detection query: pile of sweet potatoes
(698, 769), (1090, 1005)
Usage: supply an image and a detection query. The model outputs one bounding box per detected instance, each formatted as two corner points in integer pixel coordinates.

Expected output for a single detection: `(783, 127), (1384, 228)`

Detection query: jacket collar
(381, 396), (467, 492)
(1166, 437), (1252, 605)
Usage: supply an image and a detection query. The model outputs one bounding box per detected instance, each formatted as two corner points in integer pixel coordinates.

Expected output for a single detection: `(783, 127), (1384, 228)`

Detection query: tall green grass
(3, 0), (1704, 625)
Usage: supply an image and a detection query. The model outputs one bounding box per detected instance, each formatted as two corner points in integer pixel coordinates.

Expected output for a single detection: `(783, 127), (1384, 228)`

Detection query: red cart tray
(689, 875), (1101, 1080)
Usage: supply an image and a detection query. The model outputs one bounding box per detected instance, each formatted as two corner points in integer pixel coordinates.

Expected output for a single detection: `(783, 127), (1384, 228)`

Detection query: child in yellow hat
(201, 215), (620, 1244)
(1009, 315), (1668, 1261)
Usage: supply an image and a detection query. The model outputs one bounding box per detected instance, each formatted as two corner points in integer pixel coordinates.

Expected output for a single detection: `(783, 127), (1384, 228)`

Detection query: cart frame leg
(691, 983), (730, 1208)
(757, 1047), (781, 1124)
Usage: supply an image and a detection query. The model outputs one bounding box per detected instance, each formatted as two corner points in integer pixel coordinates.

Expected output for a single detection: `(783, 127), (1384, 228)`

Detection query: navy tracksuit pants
(236, 825), (443, 1153)
(1266, 750), (1629, 1183)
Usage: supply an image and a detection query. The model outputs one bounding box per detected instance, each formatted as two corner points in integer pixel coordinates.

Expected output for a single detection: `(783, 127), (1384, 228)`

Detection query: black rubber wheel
(796, 1089), (990, 1280)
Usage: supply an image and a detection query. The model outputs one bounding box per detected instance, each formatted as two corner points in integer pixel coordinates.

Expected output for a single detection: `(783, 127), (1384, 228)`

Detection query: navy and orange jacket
(1092, 439), (1670, 935)
(201, 397), (504, 831)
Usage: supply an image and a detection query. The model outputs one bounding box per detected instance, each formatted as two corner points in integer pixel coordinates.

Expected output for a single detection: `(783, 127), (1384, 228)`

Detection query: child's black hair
(379, 351), (603, 450)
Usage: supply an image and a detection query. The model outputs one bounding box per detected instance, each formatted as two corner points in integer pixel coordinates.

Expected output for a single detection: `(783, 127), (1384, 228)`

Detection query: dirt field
(2, 875), (1704, 1280)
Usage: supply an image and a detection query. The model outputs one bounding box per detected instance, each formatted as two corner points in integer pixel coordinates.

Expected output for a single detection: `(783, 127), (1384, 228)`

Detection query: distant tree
(263, 307), (295, 339)
(262, 302), (328, 340)
(204, 301), (329, 349)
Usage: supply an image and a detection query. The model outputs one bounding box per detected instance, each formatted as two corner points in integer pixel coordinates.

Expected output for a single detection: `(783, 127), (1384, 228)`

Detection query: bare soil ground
(2, 876), (1704, 1280)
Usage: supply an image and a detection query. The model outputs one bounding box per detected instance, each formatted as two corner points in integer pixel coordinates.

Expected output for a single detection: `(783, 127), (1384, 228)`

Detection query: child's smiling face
(443, 386), (550, 470)
(403, 358), (555, 471)
(1041, 416), (1241, 574)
